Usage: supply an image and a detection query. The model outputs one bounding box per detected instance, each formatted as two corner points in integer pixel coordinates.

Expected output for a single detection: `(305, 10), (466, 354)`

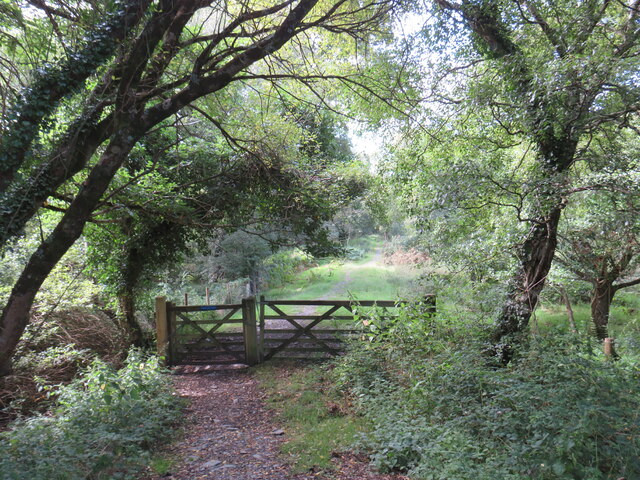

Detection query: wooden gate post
(155, 296), (168, 363)
(259, 295), (266, 362)
(242, 297), (259, 365)
(167, 302), (177, 366)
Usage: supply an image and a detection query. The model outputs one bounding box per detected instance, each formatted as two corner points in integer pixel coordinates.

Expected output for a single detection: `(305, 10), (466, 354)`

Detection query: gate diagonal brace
(189, 307), (240, 346)
(282, 317), (340, 355)
(176, 313), (244, 361)
(266, 303), (349, 353)
(191, 322), (223, 348)
(264, 304), (342, 360)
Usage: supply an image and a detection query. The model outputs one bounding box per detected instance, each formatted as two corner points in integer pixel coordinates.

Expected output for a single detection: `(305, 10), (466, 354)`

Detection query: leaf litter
(141, 364), (407, 480)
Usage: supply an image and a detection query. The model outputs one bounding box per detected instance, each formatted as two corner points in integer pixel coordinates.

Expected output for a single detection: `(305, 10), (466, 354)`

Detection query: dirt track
(142, 365), (407, 480)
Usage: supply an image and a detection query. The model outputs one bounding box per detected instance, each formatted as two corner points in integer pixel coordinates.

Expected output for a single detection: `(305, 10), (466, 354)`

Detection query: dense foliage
(334, 314), (640, 479)
(0, 351), (180, 480)
(390, 0), (640, 341)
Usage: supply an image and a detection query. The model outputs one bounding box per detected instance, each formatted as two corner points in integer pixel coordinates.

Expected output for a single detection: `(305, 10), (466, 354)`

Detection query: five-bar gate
(155, 297), (258, 366)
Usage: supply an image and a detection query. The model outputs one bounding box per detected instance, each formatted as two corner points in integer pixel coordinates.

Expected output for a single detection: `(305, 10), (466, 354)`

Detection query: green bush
(261, 248), (315, 288)
(335, 323), (640, 480)
(0, 350), (181, 480)
(341, 246), (365, 260)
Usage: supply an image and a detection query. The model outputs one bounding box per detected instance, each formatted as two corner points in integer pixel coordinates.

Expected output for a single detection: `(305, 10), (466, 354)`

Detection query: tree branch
(613, 276), (640, 291)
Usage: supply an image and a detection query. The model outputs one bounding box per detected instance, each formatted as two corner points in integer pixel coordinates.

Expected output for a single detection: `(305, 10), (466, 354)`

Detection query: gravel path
(144, 366), (290, 480)
(142, 365), (406, 480)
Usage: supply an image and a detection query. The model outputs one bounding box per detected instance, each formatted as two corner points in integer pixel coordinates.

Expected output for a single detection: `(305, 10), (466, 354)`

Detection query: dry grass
(382, 248), (430, 266)
(47, 308), (129, 363)
(0, 307), (130, 428)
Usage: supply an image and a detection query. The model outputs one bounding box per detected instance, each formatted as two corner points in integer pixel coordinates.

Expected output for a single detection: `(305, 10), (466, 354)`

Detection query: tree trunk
(591, 279), (615, 340)
(249, 272), (259, 297)
(117, 290), (146, 347)
(115, 229), (164, 348)
(0, 114), (114, 248)
(493, 206), (562, 342)
(559, 286), (577, 334)
(492, 133), (577, 345)
(0, 128), (140, 376)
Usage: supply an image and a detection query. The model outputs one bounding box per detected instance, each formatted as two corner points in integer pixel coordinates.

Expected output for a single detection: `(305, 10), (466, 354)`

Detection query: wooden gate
(258, 296), (436, 360)
(156, 295), (435, 365)
(155, 297), (258, 366)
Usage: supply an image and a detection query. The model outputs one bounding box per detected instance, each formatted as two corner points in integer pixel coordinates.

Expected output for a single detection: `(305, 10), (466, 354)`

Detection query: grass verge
(253, 360), (367, 474)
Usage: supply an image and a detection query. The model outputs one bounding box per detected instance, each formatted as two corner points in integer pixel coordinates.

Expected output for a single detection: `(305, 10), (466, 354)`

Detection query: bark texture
(493, 206), (563, 340)
(591, 280), (615, 340)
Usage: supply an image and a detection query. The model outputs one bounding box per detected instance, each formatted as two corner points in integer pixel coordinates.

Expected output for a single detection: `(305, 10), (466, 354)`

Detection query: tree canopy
(386, 0), (640, 347)
(1, 0), (639, 375)
(0, 0), (400, 374)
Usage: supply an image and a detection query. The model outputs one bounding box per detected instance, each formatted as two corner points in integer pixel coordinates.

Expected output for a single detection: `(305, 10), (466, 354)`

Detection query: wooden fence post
(155, 296), (168, 363)
(167, 301), (177, 366)
(604, 337), (616, 358)
(242, 297), (259, 366)
(424, 295), (436, 315)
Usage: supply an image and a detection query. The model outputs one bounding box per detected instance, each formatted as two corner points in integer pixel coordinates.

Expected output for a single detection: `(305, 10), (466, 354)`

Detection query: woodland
(0, 0), (639, 478)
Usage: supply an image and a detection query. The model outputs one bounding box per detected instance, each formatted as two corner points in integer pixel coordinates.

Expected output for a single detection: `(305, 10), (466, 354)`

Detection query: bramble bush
(334, 311), (640, 480)
(0, 350), (181, 480)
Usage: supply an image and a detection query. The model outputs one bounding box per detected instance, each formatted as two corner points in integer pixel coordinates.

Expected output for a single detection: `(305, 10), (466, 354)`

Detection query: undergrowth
(0, 350), (182, 480)
(332, 310), (640, 480)
(0, 308), (129, 424)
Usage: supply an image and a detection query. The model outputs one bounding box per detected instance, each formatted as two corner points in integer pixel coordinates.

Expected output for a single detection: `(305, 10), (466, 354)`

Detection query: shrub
(0, 350), (181, 480)
(334, 323), (640, 480)
(261, 248), (315, 288)
(341, 246), (365, 261)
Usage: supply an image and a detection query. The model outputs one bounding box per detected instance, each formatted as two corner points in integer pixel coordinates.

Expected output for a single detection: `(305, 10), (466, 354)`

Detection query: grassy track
(252, 237), (423, 474)
(260, 235), (421, 302)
